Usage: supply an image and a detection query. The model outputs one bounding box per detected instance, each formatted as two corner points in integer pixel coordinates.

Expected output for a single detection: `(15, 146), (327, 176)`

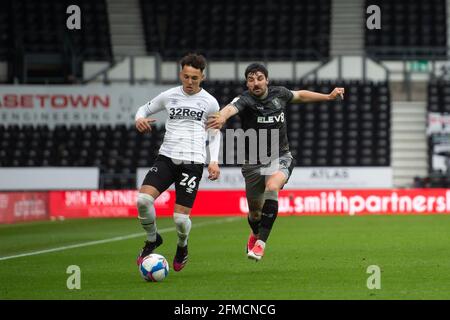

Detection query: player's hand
(208, 162), (220, 181)
(206, 113), (226, 130)
(329, 87), (345, 101)
(135, 118), (156, 133)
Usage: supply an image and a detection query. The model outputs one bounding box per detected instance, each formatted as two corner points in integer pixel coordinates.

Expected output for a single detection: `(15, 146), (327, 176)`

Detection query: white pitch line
(0, 217), (240, 262)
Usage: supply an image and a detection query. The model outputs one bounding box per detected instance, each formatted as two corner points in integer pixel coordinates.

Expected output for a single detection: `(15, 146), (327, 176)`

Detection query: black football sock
(247, 215), (261, 236)
(258, 199), (278, 242)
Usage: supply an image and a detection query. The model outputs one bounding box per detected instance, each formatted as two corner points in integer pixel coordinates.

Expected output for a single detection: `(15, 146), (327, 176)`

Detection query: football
(139, 253), (169, 282)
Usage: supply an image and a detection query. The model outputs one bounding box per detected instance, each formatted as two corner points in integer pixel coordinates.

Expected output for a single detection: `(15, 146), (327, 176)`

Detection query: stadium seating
(3, 0), (113, 83)
(365, 0), (447, 59)
(428, 79), (450, 113)
(0, 123), (159, 189)
(0, 1), (12, 60)
(0, 80), (391, 189)
(12, 0), (112, 60)
(203, 80), (391, 167)
(140, 0), (331, 60)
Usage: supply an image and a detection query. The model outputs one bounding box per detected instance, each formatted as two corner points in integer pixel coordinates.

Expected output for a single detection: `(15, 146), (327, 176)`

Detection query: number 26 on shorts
(180, 173), (197, 189)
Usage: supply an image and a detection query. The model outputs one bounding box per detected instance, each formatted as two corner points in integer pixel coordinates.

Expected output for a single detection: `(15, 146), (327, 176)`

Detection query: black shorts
(142, 155), (204, 208)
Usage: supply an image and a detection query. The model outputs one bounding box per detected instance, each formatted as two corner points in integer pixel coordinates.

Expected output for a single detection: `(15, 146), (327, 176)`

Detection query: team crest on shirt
(279, 159), (288, 169)
(272, 98), (281, 109)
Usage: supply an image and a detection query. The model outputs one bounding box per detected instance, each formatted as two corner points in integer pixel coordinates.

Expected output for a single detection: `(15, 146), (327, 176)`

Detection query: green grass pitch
(1, 215), (450, 300)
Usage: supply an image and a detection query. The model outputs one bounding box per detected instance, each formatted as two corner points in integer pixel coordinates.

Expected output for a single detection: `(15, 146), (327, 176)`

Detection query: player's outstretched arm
(290, 87), (345, 103)
(206, 104), (239, 130)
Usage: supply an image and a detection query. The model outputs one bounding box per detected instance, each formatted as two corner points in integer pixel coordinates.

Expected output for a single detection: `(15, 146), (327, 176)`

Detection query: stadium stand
(428, 79), (450, 113)
(0, 1), (12, 61)
(3, 0), (446, 190)
(140, 0), (331, 60)
(0, 80), (391, 189)
(204, 80), (390, 168)
(365, 0), (447, 59)
(3, 0), (113, 83)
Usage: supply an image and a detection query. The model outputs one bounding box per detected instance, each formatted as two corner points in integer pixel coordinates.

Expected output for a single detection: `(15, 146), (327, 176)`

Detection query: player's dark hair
(245, 63), (269, 79)
(180, 53), (207, 72)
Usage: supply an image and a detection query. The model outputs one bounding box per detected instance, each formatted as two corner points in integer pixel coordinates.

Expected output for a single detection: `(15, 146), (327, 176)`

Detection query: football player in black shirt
(207, 63), (344, 261)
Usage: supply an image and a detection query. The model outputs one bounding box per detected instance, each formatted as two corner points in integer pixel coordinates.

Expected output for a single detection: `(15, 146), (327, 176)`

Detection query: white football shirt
(135, 86), (220, 163)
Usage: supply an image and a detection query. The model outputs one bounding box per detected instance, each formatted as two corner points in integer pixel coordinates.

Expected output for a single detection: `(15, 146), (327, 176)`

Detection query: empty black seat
(365, 0), (447, 59)
(140, 0), (330, 60)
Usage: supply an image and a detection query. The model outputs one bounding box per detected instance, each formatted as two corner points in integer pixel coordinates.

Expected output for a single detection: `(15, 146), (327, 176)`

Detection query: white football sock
(173, 212), (191, 247)
(137, 193), (157, 242)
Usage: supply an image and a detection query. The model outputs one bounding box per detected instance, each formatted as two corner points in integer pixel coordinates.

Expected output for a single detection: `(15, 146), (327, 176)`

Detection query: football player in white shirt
(135, 54), (221, 272)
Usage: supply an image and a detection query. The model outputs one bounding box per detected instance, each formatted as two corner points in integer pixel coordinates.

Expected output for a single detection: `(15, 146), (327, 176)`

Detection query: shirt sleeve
(230, 95), (248, 114)
(207, 97), (220, 116)
(205, 97), (221, 163)
(134, 92), (166, 120)
(280, 86), (294, 103)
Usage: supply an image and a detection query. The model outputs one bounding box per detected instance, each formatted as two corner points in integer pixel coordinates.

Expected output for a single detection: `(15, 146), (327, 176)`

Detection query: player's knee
(137, 193), (155, 208)
(137, 193), (155, 219)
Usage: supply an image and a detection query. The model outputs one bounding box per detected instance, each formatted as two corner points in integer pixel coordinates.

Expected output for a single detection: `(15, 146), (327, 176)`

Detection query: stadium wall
(3, 189), (450, 224)
(137, 167), (393, 190)
(45, 189), (450, 219)
(0, 85), (172, 128)
(0, 168), (99, 190)
(82, 56), (450, 83)
(0, 192), (49, 224)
